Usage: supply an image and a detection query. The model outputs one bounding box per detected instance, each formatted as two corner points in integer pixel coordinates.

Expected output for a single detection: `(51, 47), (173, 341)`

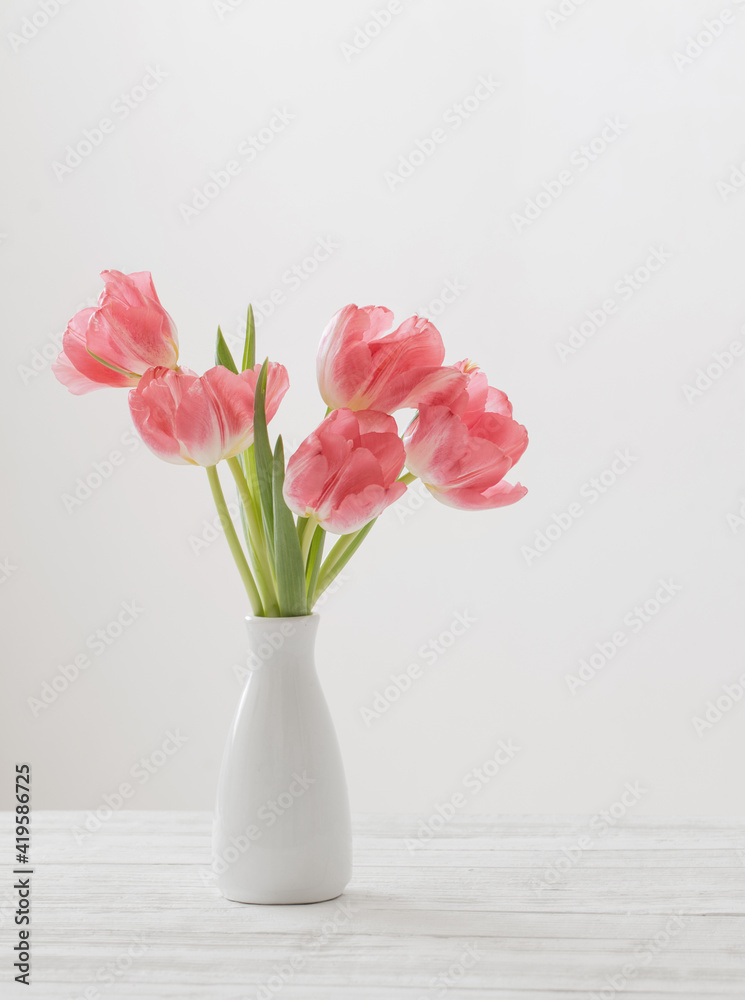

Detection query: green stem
(314, 520), (375, 604)
(305, 525), (326, 599)
(227, 457), (279, 615)
(296, 515), (309, 545)
(300, 515), (318, 565)
(311, 473), (417, 605)
(244, 445), (266, 554)
(206, 465), (263, 616)
(317, 532), (356, 584)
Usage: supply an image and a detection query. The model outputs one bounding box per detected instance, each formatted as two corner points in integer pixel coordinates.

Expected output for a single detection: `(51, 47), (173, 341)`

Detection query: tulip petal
(469, 412), (529, 465)
(282, 435), (345, 516)
(54, 271), (181, 395)
(54, 308), (137, 392)
(403, 405), (468, 483)
(315, 445), (385, 517)
(449, 363), (514, 422)
(325, 479), (407, 534)
(99, 269), (159, 307)
(404, 385), (528, 510)
(353, 315), (447, 411)
(128, 362), (289, 468)
(51, 352), (105, 395)
(484, 385), (513, 418)
(317, 305), (394, 409)
(175, 368), (252, 466)
(317, 304), (461, 413)
(85, 270), (179, 374)
(129, 367), (196, 464)
(383, 365), (468, 412)
(426, 479), (528, 510)
(87, 302), (178, 375)
(284, 407), (406, 533)
(258, 361), (291, 424)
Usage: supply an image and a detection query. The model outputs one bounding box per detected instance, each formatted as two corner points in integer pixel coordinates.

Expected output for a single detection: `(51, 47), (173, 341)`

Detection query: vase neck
(244, 614), (318, 671)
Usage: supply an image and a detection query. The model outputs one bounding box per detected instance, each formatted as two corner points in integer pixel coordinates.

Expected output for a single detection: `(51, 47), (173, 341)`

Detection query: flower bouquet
(55, 269), (528, 903)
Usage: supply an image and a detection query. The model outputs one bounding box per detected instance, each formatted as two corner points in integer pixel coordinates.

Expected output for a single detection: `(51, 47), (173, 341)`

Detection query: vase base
(219, 888), (346, 906)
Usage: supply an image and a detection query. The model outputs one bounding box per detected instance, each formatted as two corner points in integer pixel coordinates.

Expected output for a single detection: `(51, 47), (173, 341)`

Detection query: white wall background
(2, 0), (744, 819)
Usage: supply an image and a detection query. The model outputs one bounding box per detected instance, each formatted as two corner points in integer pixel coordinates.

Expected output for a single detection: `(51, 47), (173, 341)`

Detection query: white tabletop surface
(1, 811), (744, 998)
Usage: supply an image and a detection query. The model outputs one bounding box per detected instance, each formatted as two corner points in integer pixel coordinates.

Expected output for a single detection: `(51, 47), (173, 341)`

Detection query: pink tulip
(129, 362), (289, 467)
(317, 304), (466, 413)
(403, 361), (528, 510)
(53, 270), (179, 394)
(283, 408), (407, 534)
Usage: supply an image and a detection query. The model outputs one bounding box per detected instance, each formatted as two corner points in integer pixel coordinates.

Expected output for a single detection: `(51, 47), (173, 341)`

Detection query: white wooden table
(2, 812), (744, 998)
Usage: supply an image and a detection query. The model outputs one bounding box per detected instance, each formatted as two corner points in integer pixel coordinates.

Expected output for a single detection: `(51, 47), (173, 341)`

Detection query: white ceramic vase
(212, 613), (352, 904)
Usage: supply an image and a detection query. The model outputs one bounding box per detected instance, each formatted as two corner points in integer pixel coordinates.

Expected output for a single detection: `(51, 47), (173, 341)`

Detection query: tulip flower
(283, 408), (407, 534)
(317, 304), (466, 413)
(53, 270), (179, 394)
(129, 362), (289, 467)
(403, 362), (528, 509)
(55, 270), (532, 620)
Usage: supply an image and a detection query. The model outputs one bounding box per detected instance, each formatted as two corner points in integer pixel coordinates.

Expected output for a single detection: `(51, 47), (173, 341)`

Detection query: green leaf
(241, 445), (261, 524)
(296, 515), (309, 546)
(272, 436), (308, 616)
(215, 326), (238, 373)
(238, 500), (261, 574)
(235, 447), (260, 530)
(240, 446), (274, 592)
(305, 526), (325, 601)
(241, 305), (256, 371)
(253, 359), (275, 560)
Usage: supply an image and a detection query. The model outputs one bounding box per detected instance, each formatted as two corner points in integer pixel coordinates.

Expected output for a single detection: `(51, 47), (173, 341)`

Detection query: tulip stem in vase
(54, 272), (529, 904)
(226, 456), (279, 616)
(300, 515), (319, 565)
(313, 520), (376, 602)
(205, 465), (263, 616)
